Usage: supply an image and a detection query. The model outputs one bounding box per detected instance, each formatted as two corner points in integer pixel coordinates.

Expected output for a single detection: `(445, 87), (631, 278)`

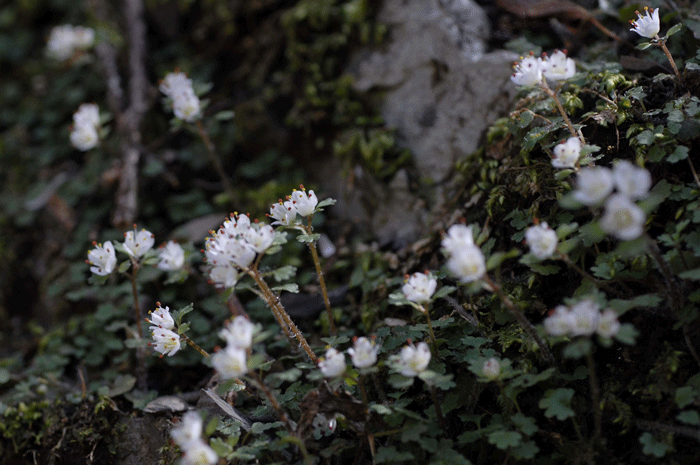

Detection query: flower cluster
(401, 272), (437, 304)
(159, 71), (201, 122)
(70, 103), (101, 151)
(442, 224), (486, 283)
(211, 316), (255, 379)
(525, 222), (558, 260)
(46, 25), (95, 61)
(267, 185), (319, 226)
(396, 342), (431, 377)
(573, 160), (652, 240)
(157, 241), (185, 271)
(322, 338), (431, 379)
(170, 412), (218, 465)
(551, 136), (581, 169)
(348, 336), (379, 369)
(203, 213), (275, 288)
(511, 50), (575, 87)
(86, 241), (117, 276)
(629, 7), (660, 38)
(544, 299), (620, 339)
(147, 303), (181, 357)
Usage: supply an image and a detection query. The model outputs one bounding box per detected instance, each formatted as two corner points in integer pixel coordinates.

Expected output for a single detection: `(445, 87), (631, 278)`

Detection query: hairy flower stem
(127, 264), (147, 390)
(181, 334), (209, 358)
(195, 120), (237, 206)
(246, 267), (319, 365)
(427, 383), (448, 435)
(654, 36), (682, 82)
(305, 219), (337, 335)
(540, 80), (581, 143)
(585, 351), (602, 442)
(419, 304), (440, 361)
(484, 275), (557, 367)
(249, 372), (295, 434)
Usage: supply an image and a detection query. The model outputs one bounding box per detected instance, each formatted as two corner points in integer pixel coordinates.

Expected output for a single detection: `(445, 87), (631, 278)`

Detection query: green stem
(655, 35), (682, 82)
(419, 304), (440, 361)
(586, 350), (602, 442)
(305, 218), (337, 335)
(195, 120), (237, 206)
(427, 382), (447, 434)
(181, 333), (209, 357)
(539, 80), (581, 143)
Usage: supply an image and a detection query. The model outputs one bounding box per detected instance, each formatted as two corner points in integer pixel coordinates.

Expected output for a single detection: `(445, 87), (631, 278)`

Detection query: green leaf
(107, 374), (136, 397)
(487, 430), (522, 450)
(511, 440), (539, 460)
(635, 42), (653, 50)
(558, 192), (584, 210)
(556, 223), (579, 239)
(316, 198), (337, 209)
(539, 388), (576, 420)
(687, 62), (700, 71)
(511, 413), (538, 436)
(675, 386), (698, 409)
(375, 446), (414, 463)
(433, 285), (456, 299)
(615, 323), (639, 345)
(679, 268), (700, 280)
(270, 265), (297, 282)
(677, 410), (700, 425)
(118, 260), (132, 273)
(271, 283), (299, 293)
(562, 338), (593, 359)
(635, 129), (656, 145)
(639, 432), (673, 458)
(608, 294), (662, 316)
(297, 233), (321, 243)
(88, 274), (110, 286)
(214, 110), (235, 120)
(173, 303), (194, 326)
(486, 248), (520, 271)
(666, 23), (683, 37)
(667, 146), (689, 163)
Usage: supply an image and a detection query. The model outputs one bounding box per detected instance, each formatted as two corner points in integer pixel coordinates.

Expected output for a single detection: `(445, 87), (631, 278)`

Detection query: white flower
(613, 160), (652, 200)
(208, 265), (238, 288)
(402, 272), (437, 304)
(481, 358), (501, 380)
(160, 71), (201, 122)
(442, 224), (476, 255)
(540, 50), (576, 81)
(319, 348), (347, 378)
(46, 25), (95, 61)
(291, 187), (318, 217)
(171, 411), (203, 447)
(348, 337), (378, 368)
(147, 303), (175, 331)
(630, 7), (660, 38)
(221, 213), (251, 238)
(544, 306), (574, 337)
(123, 228), (155, 258)
(446, 246), (486, 283)
(70, 123), (99, 151)
(243, 224), (275, 253)
(597, 308), (621, 338)
(552, 137), (581, 169)
(569, 300), (600, 337)
(160, 72), (193, 97)
(600, 194), (646, 241)
(182, 441), (218, 465)
(525, 222), (558, 260)
(573, 167), (614, 206)
(219, 316), (255, 349)
(71, 26), (95, 50)
(268, 199), (298, 226)
(157, 241), (185, 271)
(150, 327), (181, 357)
(511, 55), (543, 87)
(87, 241), (117, 276)
(212, 346), (248, 379)
(398, 342), (431, 377)
(229, 239), (256, 269)
(73, 103), (100, 128)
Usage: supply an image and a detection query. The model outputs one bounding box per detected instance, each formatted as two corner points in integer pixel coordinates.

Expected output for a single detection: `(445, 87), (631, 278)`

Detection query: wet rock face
(349, 0), (517, 182)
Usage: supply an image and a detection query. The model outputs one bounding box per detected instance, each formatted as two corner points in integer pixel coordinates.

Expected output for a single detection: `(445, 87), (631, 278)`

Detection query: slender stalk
(585, 351), (602, 442)
(181, 333), (209, 357)
(249, 372), (294, 434)
(418, 304), (440, 361)
(654, 36), (682, 82)
(483, 275), (557, 367)
(195, 120), (237, 206)
(427, 383), (447, 435)
(127, 262), (147, 389)
(305, 217), (337, 335)
(539, 80), (580, 143)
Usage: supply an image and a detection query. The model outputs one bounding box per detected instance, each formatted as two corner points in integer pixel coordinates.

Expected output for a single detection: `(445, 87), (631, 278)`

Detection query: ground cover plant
(1, 0), (700, 464)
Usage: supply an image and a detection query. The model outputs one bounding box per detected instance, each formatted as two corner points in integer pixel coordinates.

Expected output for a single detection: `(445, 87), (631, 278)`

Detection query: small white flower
(573, 167), (614, 206)
(87, 241), (117, 276)
(159, 72), (193, 97)
(171, 411), (203, 447)
(221, 213), (251, 238)
(208, 265), (238, 288)
(446, 246), (486, 283)
(268, 199), (298, 226)
(46, 25), (95, 61)
(544, 306), (574, 337)
(70, 123), (99, 151)
(71, 26), (95, 50)
(123, 228), (155, 258)
(597, 308), (621, 338)
(319, 348), (347, 378)
(172, 91), (201, 122)
(398, 342), (431, 377)
(569, 300), (600, 337)
(147, 303), (175, 331)
(212, 346), (248, 379)
(291, 187), (318, 217)
(73, 103), (100, 128)
(219, 316), (255, 349)
(481, 358), (501, 380)
(348, 337), (378, 368)
(150, 327), (181, 357)
(402, 272), (437, 304)
(540, 50), (576, 81)
(243, 224), (275, 254)
(511, 55), (543, 87)
(525, 222), (558, 260)
(600, 194), (646, 241)
(551, 137), (581, 169)
(157, 241), (185, 271)
(613, 160), (652, 200)
(182, 440), (218, 465)
(630, 7), (660, 39)
(442, 224), (475, 255)
(229, 239), (256, 269)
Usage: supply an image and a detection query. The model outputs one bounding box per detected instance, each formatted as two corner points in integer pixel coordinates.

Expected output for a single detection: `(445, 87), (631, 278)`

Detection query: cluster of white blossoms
(203, 213), (275, 288)
(551, 136), (582, 169)
(347, 337), (379, 369)
(629, 7), (660, 38)
(544, 299), (621, 339)
(267, 186), (319, 227)
(147, 303), (181, 357)
(170, 412), (218, 465)
(401, 272), (437, 304)
(511, 50), (576, 87)
(573, 160), (652, 240)
(318, 348), (347, 378)
(159, 71), (201, 122)
(86, 241), (117, 276)
(396, 342), (431, 377)
(525, 222), (558, 260)
(321, 338), (431, 378)
(211, 316), (255, 379)
(442, 224), (486, 283)
(46, 25), (95, 61)
(70, 103), (101, 151)
(157, 241), (185, 271)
